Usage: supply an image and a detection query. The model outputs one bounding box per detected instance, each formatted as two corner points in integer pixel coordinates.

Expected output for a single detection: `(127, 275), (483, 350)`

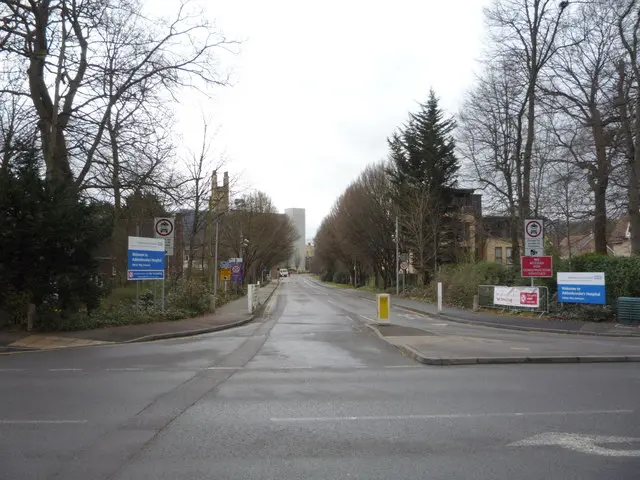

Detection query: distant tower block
(285, 208), (306, 269)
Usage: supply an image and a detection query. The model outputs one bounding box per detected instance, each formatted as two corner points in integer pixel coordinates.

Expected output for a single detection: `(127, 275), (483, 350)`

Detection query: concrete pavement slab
(0, 282), (279, 352)
(366, 323), (640, 365)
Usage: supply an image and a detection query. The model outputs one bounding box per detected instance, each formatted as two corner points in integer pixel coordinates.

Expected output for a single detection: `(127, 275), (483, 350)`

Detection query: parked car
(279, 268), (289, 278)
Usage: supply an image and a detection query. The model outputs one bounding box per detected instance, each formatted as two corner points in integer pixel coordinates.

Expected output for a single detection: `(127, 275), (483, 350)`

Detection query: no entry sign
(521, 256), (553, 277)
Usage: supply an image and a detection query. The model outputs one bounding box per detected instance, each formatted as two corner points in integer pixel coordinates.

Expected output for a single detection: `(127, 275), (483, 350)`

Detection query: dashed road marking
(0, 420), (88, 425)
(270, 409), (634, 423)
(104, 368), (143, 372)
(48, 368), (83, 372)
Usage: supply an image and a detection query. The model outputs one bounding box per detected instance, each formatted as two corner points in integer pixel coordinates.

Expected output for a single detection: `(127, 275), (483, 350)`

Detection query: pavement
(334, 283), (640, 337)
(1, 275), (640, 479)
(0, 281), (278, 352)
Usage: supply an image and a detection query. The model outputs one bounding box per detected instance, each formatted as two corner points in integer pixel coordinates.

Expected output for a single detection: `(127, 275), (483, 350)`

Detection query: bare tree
(0, 93), (35, 172)
(183, 121), (225, 280)
(398, 182), (452, 283)
(332, 164), (396, 288)
(540, 0), (622, 254)
(458, 58), (525, 262)
(219, 191), (297, 284)
(484, 0), (571, 219)
(615, 0), (640, 254)
(0, 0), (234, 186)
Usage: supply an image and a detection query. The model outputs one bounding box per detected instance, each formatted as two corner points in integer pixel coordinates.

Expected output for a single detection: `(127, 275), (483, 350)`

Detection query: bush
(570, 254), (640, 305)
(35, 303), (194, 332)
(403, 262), (519, 309)
(167, 279), (210, 314)
(332, 271), (350, 284)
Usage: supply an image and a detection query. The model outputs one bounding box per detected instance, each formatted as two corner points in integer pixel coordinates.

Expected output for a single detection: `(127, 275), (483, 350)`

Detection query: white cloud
(174, 0), (491, 239)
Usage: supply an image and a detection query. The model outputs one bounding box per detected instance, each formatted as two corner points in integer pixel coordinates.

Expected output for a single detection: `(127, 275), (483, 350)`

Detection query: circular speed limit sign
(525, 220), (542, 238)
(231, 264), (241, 274)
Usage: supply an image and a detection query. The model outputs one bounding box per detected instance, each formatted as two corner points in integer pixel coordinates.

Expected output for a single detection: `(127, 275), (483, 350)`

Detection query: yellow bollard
(377, 293), (390, 321)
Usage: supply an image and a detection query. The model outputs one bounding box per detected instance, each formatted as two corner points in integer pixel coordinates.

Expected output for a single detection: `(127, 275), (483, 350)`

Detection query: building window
(495, 247), (503, 264)
(506, 247), (513, 265)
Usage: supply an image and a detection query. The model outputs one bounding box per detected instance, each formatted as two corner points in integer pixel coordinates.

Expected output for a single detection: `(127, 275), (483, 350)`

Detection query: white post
(437, 281), (443, 314)
(248, 284), (255, 313)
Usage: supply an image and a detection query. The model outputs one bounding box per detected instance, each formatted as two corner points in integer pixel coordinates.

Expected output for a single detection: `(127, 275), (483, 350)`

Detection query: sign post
(127, 236), (166, 310)
(523, 219), (546, 286)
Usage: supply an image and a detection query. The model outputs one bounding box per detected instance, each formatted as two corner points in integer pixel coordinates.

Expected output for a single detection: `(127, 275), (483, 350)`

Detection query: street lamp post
(213, 217), (219, 301)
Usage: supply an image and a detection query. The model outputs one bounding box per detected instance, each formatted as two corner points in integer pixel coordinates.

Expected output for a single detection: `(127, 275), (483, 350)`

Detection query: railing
(477, 284), (550, 316)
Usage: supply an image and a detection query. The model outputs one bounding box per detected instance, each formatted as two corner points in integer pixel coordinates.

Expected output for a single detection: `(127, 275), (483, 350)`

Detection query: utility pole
(395, 215), (399, 295)
(213, 217), (219, 300)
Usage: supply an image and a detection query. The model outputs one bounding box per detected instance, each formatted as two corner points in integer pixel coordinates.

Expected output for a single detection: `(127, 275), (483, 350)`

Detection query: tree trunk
(631, 89), (640, 254)
(593, 181), (608, 255)
(522, 82), (536, 219)
(591, 111), (609, 255)
(616, 61), (640, 254)
(510, 201), (520, 267)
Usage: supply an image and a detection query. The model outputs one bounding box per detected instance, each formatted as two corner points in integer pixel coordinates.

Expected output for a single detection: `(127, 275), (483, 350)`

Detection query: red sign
(519, 292), (538, 305)
(521, 256), (553, 277)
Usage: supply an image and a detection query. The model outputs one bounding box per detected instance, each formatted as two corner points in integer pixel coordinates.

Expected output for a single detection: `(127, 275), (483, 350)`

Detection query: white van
(279, 268), (289, 278)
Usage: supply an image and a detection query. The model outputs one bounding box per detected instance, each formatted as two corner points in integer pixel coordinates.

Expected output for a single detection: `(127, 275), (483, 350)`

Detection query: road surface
(1, 275), (639, 479)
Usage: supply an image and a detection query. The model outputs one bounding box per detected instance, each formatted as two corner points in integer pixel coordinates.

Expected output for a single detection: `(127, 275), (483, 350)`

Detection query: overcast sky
(174, 0), (492, 242)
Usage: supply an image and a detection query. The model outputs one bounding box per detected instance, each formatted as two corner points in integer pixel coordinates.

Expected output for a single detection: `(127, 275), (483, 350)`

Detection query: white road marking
(510, 432), (640, 457)
(384, 365), (422, 369)
(327, 300), (342, 308)
(510, 347), (531, 351)
(360, 315), (376, 322)
(48, 368), (83, 372)
(399, 307), (425, 316)
(270, 410), (633, 423)
(104, 368), (143, 372)
(432, 323), (448, 326)
(205, 366), (238, 370)
(0, 420), (88, 425)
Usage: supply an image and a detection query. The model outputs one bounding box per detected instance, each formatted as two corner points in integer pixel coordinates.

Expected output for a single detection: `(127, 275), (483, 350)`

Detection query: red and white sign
(154, 217), (175, 256)
(494, 286), (540, 308)
(521, 256), (553, 277)
(524, 219), (544, 256)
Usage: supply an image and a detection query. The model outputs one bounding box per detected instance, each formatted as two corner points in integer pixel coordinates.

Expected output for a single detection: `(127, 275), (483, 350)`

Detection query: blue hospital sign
(127, 236), (166, 280)
(557, 272), (606, 305)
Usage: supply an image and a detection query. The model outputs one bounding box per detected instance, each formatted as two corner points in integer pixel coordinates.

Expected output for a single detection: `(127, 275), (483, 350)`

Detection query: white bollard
(248, 284), (255, 313)
(437, 282), (443, 314)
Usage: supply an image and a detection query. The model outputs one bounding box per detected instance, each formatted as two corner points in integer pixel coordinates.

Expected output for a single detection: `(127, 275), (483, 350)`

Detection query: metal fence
(477, 285), (550, 316)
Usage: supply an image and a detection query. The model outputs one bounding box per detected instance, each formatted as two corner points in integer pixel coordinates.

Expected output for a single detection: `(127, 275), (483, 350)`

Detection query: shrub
(332, 271), (350, 284)
(406, 262), (520, 309)
(571, 254), (640, 306)
(167, 279), (210, 314)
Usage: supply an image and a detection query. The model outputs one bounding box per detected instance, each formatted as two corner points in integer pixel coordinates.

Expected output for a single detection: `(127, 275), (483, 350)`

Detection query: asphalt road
(1, 275), (639, 479)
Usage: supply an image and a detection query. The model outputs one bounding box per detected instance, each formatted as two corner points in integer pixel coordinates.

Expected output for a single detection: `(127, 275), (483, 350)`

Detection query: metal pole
(162, 276), (165, 311)
(395, 215), (399, 295)
(135, 224), (140, 312)
(213, 218), (219, 299)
